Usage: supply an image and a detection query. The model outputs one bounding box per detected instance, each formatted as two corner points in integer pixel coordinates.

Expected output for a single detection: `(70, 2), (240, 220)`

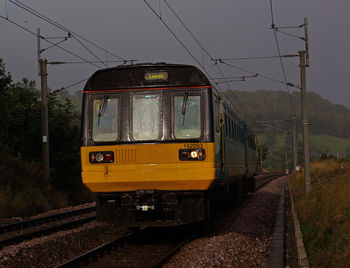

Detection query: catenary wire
(48, 60), (130, 65)
(269, 0), (275, 27)
(40, 37), (70, 53)
(275, 28), (304, 40)
(213, 75), (258, 80)
(275, 25), (304, 29)
(218, 60), (300, 89)
(218, 55), (298, 61)
(0, 15), (101, 68)
(51, 78), (88, 94)
(269, 0), (296, 116)
(159, 0), (252, 121)
(162, 0), (233, 88)
(163, 0), (212, 59)
(214, 75), (258, 84)
(72, 36), (108, 68)
(143, 0), (213, 82)
(9, 0), (126, 61)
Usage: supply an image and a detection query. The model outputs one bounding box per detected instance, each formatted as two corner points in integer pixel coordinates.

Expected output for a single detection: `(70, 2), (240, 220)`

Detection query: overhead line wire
(160, 0), (252, 121)
(269, 0), (276, 27)
(0, 15), (101, 68)
(51, 78), (89, 94)
(275, 29), (304, 40)
(9, 0), (126, 61)
(72, 36), (108, 68)
(275, 25), (304, 29)
(143, 0), (214, 83)
(213, 75), (258, 80)
(215, 62), (252, 122)
(40, 37), (70, 53)
(219, 60), (300, 89)
(269, 0), (296, 116)
(219, 54), (298, 61)
(163, 0), (211, 59)
(49, 60), (128, 65)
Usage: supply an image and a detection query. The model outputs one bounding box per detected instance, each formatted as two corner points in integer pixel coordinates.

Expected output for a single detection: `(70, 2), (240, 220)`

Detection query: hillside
(226, 90), (350, 139)
(62, 89), (350, 141)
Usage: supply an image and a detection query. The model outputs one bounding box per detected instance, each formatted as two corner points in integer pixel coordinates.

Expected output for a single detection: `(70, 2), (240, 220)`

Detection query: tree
(0, 58), (91, 215)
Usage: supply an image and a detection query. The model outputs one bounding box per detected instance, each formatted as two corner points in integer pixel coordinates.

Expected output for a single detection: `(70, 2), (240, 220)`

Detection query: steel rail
(255, 172), (285, 190)
(0, 205), (96, 234)
(55, 230), (139, 268)
(0, 207), (96, 248)
(150, 231), (197, 268)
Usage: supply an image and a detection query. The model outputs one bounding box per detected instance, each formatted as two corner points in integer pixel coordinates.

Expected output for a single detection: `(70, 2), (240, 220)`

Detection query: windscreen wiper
(181, 92), (189, 125)
(97, 96), (108, 126)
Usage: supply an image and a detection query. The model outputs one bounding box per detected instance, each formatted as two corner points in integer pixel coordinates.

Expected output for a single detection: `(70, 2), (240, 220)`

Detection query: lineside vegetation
(0, 59), (92, 218)
(290, 160), (350, 267)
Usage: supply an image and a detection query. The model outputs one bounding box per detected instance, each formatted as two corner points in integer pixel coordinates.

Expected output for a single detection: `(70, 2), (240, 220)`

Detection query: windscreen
(174, 95), (201, 139)
(92, 97), (119, 142)
(132, 94), (160, 140)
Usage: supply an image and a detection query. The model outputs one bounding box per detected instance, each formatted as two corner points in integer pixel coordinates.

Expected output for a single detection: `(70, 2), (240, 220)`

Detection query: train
(80, 63), (258, 227)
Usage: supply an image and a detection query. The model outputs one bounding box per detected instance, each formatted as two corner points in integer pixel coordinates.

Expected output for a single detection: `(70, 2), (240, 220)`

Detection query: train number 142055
(183, 143), (203, 149)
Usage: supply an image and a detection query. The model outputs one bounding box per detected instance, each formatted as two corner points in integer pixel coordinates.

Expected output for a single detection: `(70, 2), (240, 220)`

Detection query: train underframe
(96, 176), (255, 227)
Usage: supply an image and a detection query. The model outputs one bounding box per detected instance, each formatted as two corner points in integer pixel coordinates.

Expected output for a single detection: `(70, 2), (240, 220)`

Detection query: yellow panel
(81, 143), (216, 192)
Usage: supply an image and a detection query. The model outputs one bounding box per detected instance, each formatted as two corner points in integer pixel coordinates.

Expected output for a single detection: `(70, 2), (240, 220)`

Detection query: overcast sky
(1, 0), (349, 112)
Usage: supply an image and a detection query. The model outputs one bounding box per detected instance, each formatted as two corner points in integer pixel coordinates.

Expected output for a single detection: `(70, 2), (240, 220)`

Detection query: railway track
(56, 225), (197, 268)
(255, 171), (285, 190)
(54, 172), (285, 268)
(0, 205), (96, 249)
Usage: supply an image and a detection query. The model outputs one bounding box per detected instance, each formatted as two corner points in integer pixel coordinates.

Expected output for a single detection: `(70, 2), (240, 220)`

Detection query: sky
(1, 0), (350, 114)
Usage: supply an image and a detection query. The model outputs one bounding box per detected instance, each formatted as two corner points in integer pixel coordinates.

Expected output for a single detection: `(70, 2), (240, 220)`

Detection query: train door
(243, 122), (248, 176)
(213, 95), (223, 180)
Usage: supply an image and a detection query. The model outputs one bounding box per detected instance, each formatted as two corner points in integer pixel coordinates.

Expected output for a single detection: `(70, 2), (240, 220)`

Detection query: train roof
(84, 63), (211, 91)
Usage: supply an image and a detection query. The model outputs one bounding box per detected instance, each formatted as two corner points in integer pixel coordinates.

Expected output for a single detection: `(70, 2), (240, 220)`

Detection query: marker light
(181, 151), (189, 158)
(89, 151), (114, 164)
(104, 153), (112, 162)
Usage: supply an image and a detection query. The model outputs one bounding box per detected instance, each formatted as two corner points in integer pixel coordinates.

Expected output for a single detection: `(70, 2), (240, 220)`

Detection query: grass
(290, 160), (350, 267)
(258, 134), (350, 154)
(258, 133), (350, 169)
(308, 135), (350, 155)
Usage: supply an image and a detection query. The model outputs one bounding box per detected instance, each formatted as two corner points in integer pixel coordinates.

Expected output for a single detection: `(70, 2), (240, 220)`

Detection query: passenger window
(174, 95), (201, 139)
(234, 122), (237, 141)
(92, 97), (119, 142)
(231, 120), (234, 140)
(214, 96), (220, 133)
(132, 95), (160, 140)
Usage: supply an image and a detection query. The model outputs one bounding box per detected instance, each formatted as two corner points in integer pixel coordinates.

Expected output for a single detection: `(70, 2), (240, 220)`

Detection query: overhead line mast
(268, 0), (311, 193)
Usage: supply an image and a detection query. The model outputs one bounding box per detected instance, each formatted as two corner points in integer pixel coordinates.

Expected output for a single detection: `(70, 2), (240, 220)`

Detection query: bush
(0, 144), (50, 217)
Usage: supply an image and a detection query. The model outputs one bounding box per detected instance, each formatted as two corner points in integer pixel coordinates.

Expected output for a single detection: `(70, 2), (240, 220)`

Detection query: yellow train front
(81, 63), (257, 227)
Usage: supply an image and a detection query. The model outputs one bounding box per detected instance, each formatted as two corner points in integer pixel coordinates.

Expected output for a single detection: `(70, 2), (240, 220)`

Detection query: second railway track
(0, 205), (96, 249)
